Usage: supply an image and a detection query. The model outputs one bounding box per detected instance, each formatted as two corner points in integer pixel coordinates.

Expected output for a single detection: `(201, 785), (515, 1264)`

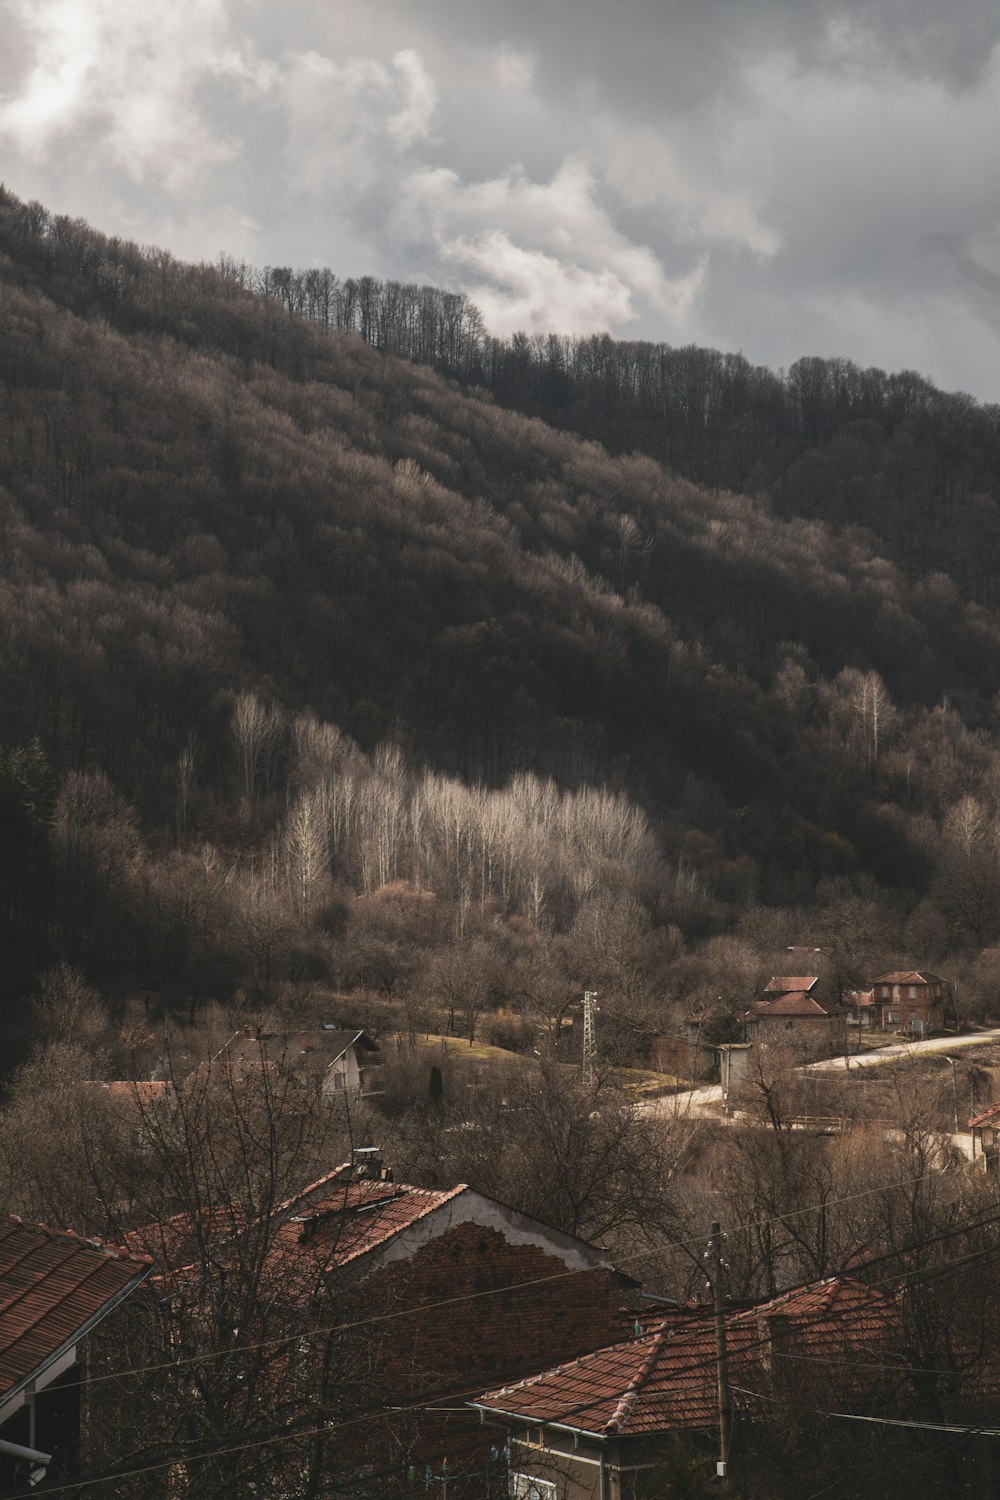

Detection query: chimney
(760, 1312), (792, 1374)
(352, 1146), (388, 1181)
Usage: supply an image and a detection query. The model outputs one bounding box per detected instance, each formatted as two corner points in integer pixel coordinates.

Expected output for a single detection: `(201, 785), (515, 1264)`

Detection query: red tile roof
(763, 976), (819, 994)
(130, 1169), (471, 1288)
(0, 1219), (151, 1407)
(125, 1165), (359, 1270)
(870, 972), (942, 986)
(475, 1320), (722, 1435)
(740, 1275), (896, 1346)
(271, 1179), (471, 1285)
(125, 1205), (247, 1268)
(748, 993), (845, 1018)
(474, 1277), (897, 1438)
(968, 1101), (1000, 1130)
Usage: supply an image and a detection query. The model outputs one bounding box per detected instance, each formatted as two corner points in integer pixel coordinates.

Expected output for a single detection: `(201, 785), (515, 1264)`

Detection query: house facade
(742, 988), (848, 1057)
(865, 972), (946, 1034)
(319, 1029), (382, 1096)
(134, 1153), (634, 1493)
(472, 1278), (898, 1500)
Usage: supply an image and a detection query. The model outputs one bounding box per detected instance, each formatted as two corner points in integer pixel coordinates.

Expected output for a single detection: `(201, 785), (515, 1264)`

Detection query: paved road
(642, 1029), (1000, 1121)
(805, 1028), (1000, 1073)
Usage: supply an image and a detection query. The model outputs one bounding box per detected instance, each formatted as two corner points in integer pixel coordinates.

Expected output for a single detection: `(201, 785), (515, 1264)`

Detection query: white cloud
(0, 0), (274, 188)
(386, 49), (438, 149)
(284, 46), (437, 194)
(402, 155), (702, 335)
(601, 119), (781, 259)
(3, 0), (1000, 395)
(443, 228), (703, 335)
(491, 47), (536, 93)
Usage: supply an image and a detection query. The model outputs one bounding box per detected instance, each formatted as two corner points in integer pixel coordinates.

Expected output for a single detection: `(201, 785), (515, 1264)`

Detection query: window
(908, 986), (917, 999)
(512, 1476), (557, 1500)
(885, 1009), (899, 1025)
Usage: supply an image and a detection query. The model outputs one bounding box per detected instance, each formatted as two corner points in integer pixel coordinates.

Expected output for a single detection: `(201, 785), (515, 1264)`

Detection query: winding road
(643, 1028), (1000, 1121)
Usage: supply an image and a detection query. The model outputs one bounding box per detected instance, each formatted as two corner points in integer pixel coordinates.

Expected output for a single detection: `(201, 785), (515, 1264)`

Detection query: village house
(133, 1150), (636, 1491)
(0, 1218), (151, 1495)
(190, 1022), (383, 1097)
(471, 1277), (898, 1500)
(742, 977), (849, 1057)
(315, 1027), (382, 1096)
(969, 1101), (1000, 1172)
(864, 972), (947, 1035)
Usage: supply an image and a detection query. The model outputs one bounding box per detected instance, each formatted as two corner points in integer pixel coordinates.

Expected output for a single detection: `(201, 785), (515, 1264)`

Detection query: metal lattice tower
(582, 990), (598, 1087)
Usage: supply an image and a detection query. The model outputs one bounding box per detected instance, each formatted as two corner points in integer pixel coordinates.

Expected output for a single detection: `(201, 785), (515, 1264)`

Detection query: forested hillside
(208, 260), (1000, 607)
(3, 185), (1000, 1058)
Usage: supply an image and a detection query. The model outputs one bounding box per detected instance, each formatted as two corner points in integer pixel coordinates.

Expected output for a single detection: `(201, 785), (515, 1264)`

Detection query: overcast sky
(3, 0), (1000, 399)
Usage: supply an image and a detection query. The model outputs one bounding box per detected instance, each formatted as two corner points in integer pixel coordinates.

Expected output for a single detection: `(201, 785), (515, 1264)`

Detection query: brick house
(0, 1219), (150, 1495)
(472, 1278), (898, 1500)
(742, 979), (849, 1057)
(866, 973), (946, 1035)
(276, 1164), (634, 1481)
(135, 1153), (634, 1491)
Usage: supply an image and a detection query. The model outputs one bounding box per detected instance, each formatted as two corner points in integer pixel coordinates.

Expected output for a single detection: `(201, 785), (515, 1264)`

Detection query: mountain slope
(2, 187), (1000, 1024)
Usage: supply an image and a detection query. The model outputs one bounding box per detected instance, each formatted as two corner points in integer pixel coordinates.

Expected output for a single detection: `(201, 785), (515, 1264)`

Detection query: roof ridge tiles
(605, 1324), (672, 1434)
(4, 1216), (152, 1266)
(483, 1321), (671, 1409)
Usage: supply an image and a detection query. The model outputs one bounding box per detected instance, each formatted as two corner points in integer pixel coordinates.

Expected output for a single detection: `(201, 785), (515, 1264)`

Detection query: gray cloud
(1, 0), (999, 397)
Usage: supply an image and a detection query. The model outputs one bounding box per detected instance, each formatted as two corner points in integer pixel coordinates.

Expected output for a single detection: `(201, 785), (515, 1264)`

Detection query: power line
(15, 1211), (1000, 1500)
(0, 1364), (556, 1500)
(38, 1152), (991, 1401)
(732, 1382), (1000, 1438)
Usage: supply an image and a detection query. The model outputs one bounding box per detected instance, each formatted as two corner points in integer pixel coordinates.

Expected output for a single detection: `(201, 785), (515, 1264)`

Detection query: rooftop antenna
(582, 990), (598, 1088)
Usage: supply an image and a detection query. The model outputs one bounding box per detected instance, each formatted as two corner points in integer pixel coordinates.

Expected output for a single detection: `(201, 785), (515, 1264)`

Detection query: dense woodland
(4, 186), (1000, 1062)
(4, 186), (1000, 1496)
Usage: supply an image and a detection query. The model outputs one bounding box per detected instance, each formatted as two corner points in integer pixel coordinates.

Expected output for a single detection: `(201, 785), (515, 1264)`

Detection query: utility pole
(709, 1222), (732, 1483)
(582, 991), (598, 1088)
(946, 1056), (960, 1135)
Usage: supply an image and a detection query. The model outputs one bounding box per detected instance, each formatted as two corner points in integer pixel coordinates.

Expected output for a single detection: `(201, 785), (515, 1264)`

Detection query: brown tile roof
(763, 976), (819, 994)
(870, 972), (942, 986)
(747, 993), (844, 1018)
(130, 1169), (471, 1290)
(317, 1030), (380, 1064)
(474, 1278), (897, 1438)
(272, 1179), (471, 1280)
(968, 1101), (1000, 1130)
(0, 1219), (151, 1407)
(125, 1205), (247, 1268)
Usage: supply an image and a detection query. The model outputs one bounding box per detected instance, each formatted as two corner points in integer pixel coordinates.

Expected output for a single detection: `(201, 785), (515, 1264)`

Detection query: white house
(321, 1029), (382, 1097)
